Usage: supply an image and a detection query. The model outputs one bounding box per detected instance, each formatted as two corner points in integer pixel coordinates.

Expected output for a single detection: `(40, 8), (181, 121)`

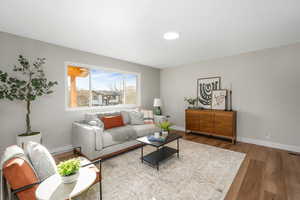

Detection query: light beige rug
(77, 139), (245, 200)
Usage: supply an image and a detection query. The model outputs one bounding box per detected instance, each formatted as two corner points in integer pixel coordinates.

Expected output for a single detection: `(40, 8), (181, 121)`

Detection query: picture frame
(211, 89), (227, 110)
(197, 77), (221, 109)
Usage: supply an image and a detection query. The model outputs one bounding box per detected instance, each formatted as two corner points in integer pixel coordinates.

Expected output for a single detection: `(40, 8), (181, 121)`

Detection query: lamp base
(154, 107), (162, 115)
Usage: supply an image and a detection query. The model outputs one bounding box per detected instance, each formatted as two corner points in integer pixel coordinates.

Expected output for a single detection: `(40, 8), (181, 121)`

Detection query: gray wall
(0, 32), (160, 152)
(161, 43), (300, 147)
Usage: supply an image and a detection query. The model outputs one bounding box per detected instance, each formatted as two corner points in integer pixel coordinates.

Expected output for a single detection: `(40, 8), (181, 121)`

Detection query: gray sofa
(72, 110), (161, 160)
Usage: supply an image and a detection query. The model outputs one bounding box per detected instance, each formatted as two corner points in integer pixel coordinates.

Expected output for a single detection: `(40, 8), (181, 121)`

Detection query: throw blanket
(104, 125), (137, 143)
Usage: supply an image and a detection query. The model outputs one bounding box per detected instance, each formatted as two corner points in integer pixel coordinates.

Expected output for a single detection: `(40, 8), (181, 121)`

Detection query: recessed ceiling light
(163, 32), (179, 40)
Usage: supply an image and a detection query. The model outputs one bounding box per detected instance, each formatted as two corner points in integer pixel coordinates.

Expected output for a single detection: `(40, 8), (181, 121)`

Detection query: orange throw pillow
(101, 115), (124, 130)
(3, 157), (39, 200)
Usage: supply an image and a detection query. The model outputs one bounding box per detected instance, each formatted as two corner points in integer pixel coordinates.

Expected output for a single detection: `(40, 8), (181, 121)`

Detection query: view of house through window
(67, 65), (138, 108)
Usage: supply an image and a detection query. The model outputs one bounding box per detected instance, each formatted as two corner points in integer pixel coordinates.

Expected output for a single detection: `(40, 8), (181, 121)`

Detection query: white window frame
(64, 62), (141, 111)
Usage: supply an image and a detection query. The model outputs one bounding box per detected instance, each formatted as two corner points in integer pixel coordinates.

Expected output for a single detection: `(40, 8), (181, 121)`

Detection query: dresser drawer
(214, 111), (235, 137)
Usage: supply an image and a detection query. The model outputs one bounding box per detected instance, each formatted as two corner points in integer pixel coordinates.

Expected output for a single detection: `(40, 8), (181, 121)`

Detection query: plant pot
(60, 172), (79, 184)
(16, 132), (42, 148)
(162, 131), (169, 137)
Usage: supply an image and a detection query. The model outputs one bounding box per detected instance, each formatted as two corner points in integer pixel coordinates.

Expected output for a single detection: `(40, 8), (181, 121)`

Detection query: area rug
(78, 139), (245, 200)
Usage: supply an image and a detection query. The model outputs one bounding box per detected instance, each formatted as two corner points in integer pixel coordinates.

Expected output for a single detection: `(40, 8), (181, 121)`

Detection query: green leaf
(57, 159), (80, 176)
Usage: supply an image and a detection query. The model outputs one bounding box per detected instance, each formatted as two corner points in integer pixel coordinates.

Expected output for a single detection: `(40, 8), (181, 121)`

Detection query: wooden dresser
(185, 109), (237, 143)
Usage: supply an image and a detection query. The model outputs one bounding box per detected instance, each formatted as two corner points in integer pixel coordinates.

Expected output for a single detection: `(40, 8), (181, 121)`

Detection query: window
(66, 64), (139, 109)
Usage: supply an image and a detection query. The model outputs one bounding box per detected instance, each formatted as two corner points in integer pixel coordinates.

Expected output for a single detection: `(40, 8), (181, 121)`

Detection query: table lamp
(153, 98), (162, 115)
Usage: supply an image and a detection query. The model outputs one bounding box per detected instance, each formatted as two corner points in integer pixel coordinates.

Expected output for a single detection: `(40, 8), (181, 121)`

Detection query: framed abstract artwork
(197, 77), (221, 109)
(211, 89), (227, 110)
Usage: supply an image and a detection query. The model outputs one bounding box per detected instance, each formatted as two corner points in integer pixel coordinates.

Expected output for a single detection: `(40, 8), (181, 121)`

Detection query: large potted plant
(0, 55), (57, 147)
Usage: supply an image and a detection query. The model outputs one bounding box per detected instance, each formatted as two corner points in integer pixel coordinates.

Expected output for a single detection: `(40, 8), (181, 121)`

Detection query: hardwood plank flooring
(55, 131), (300, 200)
(236, 160), (265, 200)
(282, 151), (300, 200)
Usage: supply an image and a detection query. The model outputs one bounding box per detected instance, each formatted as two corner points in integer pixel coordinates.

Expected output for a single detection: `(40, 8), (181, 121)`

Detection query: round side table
(36, 167), (96, 200)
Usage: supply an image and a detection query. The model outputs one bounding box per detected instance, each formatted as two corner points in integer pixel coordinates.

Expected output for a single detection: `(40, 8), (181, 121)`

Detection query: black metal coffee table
(136, 133), (182, 170)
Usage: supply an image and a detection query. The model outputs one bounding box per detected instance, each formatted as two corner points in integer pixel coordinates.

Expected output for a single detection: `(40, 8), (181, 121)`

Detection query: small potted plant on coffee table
(57, 158), (80, 184)
(158, 121), (172, 137)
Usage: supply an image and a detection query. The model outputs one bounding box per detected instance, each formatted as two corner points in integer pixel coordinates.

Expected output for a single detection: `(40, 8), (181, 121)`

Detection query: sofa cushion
(101, 115), (124, 130)
(131, 124), (160, 137)
(25, 142), (57, 181)
(102, 125), (137, 148)
(3, 157), (39, 200)
(129, 111), (144, 125)
(101, 130), (118, 148)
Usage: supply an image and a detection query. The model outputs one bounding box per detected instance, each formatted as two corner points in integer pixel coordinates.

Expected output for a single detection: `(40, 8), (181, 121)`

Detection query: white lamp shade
(153, 98), (162, 107)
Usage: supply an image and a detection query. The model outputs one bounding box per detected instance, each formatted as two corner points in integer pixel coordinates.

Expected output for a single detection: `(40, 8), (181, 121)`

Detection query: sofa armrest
(72, 122), (104, 158)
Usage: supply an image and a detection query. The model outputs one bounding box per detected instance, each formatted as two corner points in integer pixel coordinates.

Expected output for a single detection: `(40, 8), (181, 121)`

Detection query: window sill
(65, 104), (139, 112)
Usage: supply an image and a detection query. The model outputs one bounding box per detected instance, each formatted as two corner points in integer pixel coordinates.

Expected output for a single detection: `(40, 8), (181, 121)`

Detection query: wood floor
(180, 131), (300, 200)
(55, 131), (300, 200)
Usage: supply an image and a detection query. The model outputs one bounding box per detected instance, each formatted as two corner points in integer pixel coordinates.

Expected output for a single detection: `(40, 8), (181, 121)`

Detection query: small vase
(60, 171), (79, 184)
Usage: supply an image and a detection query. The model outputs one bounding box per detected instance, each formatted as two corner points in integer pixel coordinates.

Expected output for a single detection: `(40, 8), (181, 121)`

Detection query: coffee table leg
(141, 145), (143, 163)
(177, 139), (179, 158)
(157, 147), (159, 171)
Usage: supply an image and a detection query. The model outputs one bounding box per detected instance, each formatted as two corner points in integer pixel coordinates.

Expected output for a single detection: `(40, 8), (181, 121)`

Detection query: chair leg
(99, 181), (102, 200)
(6, 182), (11, 200)
(99, 161), (102, 200)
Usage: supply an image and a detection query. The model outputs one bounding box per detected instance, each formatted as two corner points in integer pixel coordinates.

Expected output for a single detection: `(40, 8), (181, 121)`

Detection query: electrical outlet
(265, 132), (271, 139)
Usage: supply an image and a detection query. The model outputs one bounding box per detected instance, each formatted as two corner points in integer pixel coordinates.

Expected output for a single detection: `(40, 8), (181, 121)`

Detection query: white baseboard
(170, 125), (300, 153)
(171, 125), (185, 131)
(237, 137), (300, 153)
(50, 144), (74, 155)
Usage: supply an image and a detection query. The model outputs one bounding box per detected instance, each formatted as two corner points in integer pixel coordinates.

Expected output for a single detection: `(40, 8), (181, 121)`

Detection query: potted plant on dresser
(0, 55), (57, 147)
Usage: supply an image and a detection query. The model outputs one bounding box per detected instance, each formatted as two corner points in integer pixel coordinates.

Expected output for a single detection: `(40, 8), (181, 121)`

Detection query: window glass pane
(91, 69), (124, 106)
(67, 65), (138, 109)
(67, 66), (90, 108)
(124, 74), (137, 104)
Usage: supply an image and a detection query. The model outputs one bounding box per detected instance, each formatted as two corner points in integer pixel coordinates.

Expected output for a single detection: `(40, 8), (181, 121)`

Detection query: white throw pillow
(88, 120), (98, 126)
(25, 142), (57, 180)
(129, 111), (144, 125)
(121, 111), (131, 124)
(85, 113), (103, 127)
(141, 109), (155, 124)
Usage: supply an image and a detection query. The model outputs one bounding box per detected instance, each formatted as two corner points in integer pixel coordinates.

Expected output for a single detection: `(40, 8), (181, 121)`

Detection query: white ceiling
(1, 0), (300, 68)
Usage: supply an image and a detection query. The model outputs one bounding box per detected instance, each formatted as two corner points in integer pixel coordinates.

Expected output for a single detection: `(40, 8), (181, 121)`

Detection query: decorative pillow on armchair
(25, 142), (57, 181)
